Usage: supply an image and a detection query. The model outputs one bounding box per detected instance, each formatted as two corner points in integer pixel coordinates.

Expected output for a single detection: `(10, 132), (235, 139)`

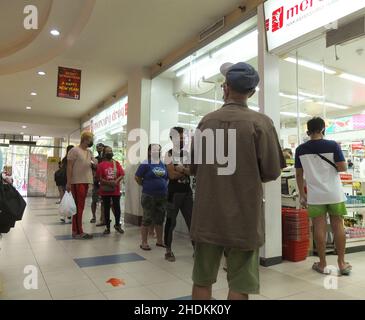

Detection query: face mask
(105, 153), (113, 160)
(88, 141), (94, 148)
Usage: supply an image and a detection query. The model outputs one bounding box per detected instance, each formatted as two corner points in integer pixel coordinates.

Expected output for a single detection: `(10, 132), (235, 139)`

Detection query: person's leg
(102, 196), (111, 232)
(328, 208), (350, 272)
(192, 243), (223, 300)
(181, 192), (194, 247)
(91, 187), (97, 221)
(153, 196), (167, 246)
(71, 185), (78, 235)
(312, 214), (328, 271)
(141, 194), (153, 249)
(76, 184), (88, 235)
(112, 196), (124, 233)
(165, 194), (181, 255)
(226, 249), (259, 300)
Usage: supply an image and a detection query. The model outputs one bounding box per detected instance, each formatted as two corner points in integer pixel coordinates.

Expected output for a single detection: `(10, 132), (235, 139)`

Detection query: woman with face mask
(96, 146), (125, 235)
(66, 132), (97, 240)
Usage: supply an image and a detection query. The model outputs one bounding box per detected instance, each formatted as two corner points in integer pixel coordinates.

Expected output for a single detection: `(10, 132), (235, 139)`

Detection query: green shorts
(141, 193), (167, 226)
(192, 242), (260, 295)
(307, 202), (347, 218)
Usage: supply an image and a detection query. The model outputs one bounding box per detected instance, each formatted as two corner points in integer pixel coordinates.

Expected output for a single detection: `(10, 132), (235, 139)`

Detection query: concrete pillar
(124, 68), (152, 225)
(258, 4), (283, 266)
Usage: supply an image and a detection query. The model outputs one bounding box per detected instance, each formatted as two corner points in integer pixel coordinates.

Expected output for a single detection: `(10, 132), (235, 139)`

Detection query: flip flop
(312, 262), (331, 275)
(156, 243), (166, 248)
(339, 262), (352, 276)
(140, 244), (151, 251)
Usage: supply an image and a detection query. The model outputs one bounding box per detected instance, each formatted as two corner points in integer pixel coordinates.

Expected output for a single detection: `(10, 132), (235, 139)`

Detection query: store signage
(327, 114), (365, 134)
(57, 67), (82, 100)
(91, 98), (128, 135)
(264, 0), (365, 51)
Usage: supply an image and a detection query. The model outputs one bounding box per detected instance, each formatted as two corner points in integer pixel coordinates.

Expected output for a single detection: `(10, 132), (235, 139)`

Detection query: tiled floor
(0, 198), (364, 300)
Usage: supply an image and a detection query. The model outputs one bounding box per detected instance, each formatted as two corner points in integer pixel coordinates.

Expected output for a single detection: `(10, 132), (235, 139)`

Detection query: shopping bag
(59, 192), (77, 217)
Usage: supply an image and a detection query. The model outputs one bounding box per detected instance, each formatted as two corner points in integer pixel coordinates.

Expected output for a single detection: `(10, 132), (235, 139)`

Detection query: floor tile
(74, 253), (145, 268)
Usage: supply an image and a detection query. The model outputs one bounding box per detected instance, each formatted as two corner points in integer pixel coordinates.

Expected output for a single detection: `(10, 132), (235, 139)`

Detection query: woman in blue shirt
(135, 144), (168, 251)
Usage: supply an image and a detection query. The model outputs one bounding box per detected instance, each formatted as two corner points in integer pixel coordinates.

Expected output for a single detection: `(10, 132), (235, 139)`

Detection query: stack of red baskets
(282, 208), (310, 262)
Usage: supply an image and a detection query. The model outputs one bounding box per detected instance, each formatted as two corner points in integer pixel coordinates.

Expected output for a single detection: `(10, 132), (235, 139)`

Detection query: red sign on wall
(57, 67), (81, 100)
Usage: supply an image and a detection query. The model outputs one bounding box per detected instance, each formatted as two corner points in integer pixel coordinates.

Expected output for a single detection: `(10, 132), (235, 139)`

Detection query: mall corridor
(1, 198), (365, 300)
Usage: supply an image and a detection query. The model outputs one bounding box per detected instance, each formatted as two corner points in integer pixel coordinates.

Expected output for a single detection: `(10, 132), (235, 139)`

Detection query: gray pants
(164, 192), (193, 250)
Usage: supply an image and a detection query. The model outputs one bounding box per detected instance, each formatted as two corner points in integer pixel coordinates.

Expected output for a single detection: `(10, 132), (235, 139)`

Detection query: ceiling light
(22, 126), (27, 129)
(298, 91), (325, 99)
(161, 109), (166, 113)
(20, 132), (24, 135)
(339, 72), (365, 85)
(30, 92), (37, 96)
(279, 92), (307, 101)
(284, 57), (336, 75)
(26, 106), (32, 110)
(178, 122), (198, 127)
(178, 112), (195, 116)
(37, 71), (46, 76)
(323, 102), (349, 110)
(280, 112), (310, 118)
(187, 96), (224, 104)
(50, 29), (60, 36)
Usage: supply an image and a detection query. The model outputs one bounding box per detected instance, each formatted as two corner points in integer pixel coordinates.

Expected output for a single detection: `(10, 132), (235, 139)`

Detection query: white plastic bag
(59, 192), (77, 217)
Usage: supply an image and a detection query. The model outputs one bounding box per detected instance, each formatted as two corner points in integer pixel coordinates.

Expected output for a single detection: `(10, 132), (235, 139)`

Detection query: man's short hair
(169, 127), (185, 139)
(307, 117), (326, 134)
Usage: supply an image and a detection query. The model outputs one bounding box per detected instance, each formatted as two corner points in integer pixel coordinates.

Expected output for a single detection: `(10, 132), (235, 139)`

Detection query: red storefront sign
(57, 67), (81, 100)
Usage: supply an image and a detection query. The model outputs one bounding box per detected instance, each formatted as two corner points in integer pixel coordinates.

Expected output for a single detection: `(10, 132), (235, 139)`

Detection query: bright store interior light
(284, 57), (337, 75)
(280, 112), (310, 118)
(339, 72), (365, 85)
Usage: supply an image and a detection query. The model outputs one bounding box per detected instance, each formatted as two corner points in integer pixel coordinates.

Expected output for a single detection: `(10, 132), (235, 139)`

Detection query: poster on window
(57, 67), (81, 100)
(28, 154), (48, 197)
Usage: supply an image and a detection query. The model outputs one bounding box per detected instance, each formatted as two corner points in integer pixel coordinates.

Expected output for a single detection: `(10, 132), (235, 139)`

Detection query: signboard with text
(57, 67), (82, 100)
(264, 0), (365, 52)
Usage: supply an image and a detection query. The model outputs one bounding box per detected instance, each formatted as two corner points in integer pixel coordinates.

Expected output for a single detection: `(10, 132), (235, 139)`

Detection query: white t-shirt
(295, 139), (346, 205)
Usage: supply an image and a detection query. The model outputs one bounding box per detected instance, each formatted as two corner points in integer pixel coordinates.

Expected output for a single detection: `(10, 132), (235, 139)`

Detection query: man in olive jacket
(190, 62), (285, 300)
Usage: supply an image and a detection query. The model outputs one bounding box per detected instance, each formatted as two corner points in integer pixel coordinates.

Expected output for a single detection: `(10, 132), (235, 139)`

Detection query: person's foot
(140, 244), (151, 251)
(56, 200), (61, 204)
(165, 252), (176, 262)
(156, 243), (166, 248)
(96, 222), (106, 227)
(103, 228), (111, 235)
(90, 218), (96, 223)
(60, 218), (65, 223)
(338, 261), (352, 276)
(114, 225), (124, 234)
(81, 233), (93, 239)
(312, 262), (330, 274)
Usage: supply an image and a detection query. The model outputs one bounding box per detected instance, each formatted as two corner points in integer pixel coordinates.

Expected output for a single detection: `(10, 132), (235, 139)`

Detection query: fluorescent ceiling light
(339, 73), (365, 85)
(298, 91), (324, 99)
(50, 29), (60, 36)
(323, 102), (349, 110)
(20, 132), (24, 135)
(178, 122), (198, 127)
(279, 92), (308, 101)
(26, 106), (32, 110)
(280, 112), (310, 118)
(30, 92), (37, 96)
(284, 57), (336, 75)
(178, 111), (195, 116)
(37, 71), (46, 76)
(187, 96), (224, 104)
(22, 125), (27, 129)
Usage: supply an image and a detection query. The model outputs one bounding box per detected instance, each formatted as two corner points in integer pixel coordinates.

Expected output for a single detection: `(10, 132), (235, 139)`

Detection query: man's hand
(175, 165), (185, 173)
(300, 195), (308, 208)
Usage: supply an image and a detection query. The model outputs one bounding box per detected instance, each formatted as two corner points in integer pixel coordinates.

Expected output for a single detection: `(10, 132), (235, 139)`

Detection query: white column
(124, 68), (151, 225)
(258, 4), (283, 266)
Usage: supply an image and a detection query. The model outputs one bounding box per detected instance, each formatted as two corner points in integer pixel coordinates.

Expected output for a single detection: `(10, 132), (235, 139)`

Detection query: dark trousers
(164, 191), (194, 250)
(102, 195), (121, 229)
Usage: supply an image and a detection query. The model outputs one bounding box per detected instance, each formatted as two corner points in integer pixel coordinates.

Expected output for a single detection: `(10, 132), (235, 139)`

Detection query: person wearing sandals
(66, 132), (97, 240)
(296, 117), (352, 276)
(135, 144), (168, 251)
(96, 146), (125, 235)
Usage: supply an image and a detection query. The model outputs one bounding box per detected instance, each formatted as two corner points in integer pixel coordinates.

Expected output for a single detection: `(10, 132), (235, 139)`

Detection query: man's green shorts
(193, 242), (259, 295)
(307, 202), (347, 218)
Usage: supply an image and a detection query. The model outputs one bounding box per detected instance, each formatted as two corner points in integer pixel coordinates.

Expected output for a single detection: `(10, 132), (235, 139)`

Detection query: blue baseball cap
(220, 62), (260, 93)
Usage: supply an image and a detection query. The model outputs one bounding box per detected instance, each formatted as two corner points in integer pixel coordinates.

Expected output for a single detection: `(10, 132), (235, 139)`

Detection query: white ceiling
(0, 0), (245, 137)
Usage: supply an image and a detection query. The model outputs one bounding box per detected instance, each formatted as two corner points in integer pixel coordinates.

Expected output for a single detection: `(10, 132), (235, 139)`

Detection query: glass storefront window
(150, 16), (258, 152)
